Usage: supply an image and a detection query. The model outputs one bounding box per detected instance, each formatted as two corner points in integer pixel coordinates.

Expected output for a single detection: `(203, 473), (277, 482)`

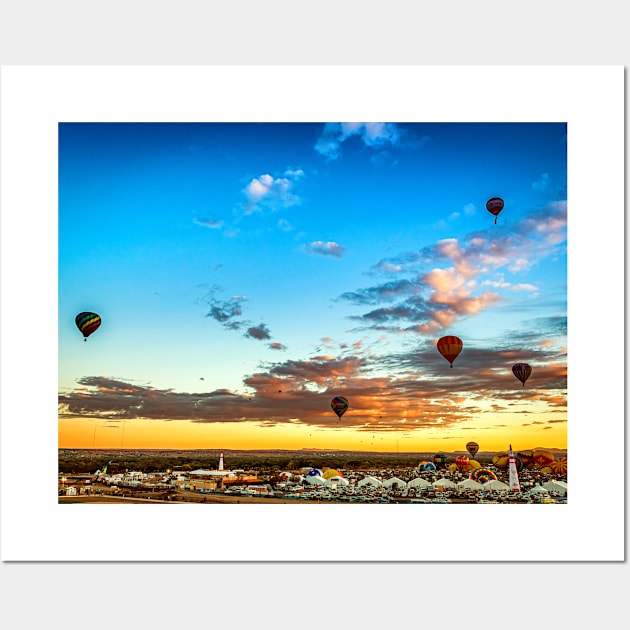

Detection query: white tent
(382, 477), (407, 489)
(457, 478), (483, 491)
(357, 476), (382, 487)
(432, 478), (457, 489)
(529, 484), (549, 494)
(482, 479), (510, 492)
(328, 476), (349, 486)
(305, 475), (326, 486)
(543, 480), (567, 495)
(408, 477), (432, 489)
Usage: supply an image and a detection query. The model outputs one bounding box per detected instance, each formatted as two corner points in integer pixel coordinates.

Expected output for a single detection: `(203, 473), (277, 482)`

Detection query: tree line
(58, 451), (491, 474)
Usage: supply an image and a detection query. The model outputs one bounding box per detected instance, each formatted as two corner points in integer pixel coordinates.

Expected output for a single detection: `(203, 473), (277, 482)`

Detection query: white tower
(508, 444), (521, 492)
(219, 451), (224, 471)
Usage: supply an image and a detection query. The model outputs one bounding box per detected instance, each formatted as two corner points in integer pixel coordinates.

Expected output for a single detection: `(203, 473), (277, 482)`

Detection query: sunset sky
(58, 121), (567, 452)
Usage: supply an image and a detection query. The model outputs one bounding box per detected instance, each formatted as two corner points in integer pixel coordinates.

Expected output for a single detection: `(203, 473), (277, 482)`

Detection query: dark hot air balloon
(512, 362), (532, 387)
(486, 197), (504, 224)
(433, 453), (447, 468)
(330, 396), (349, 422)
(437, 335), (463, 367)
(466, 441), (479, 458)
(75, 312), (101, 341)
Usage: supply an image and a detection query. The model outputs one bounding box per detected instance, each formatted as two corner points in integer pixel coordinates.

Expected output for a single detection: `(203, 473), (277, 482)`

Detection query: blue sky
(58, 121), (567, 449)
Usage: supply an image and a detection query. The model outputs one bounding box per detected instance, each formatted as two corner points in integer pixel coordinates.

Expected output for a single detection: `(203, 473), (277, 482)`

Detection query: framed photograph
(0, 65), (624, 561)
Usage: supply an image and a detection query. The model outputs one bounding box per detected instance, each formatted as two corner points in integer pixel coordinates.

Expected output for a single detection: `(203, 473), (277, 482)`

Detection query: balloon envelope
(551, 457), (568, 475)
(433, 453), (447, 468)
(512, 362), (532, 386)
(486, 197), (504, 223)
(518, 449), (535, 468)
(75, 312), (101, 340)
(437, 336), (463, 367)
(466, 441), (479, 457)
(455, 455), (469, 471)
(492, 452), (509, 468)
(322, 468), (343, 480)
(533, 449), (555, 469)
(471, 468), (498, 483)
(330, 396), (349, 419)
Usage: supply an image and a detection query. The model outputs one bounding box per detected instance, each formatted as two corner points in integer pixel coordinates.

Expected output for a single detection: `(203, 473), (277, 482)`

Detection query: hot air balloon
(75, 312), (101, 341)
(437, 335), (463, 368)
(551, 457), (568, 476)
(466, 441), (479, 458)
(533, 449), (555, 469)
(512, 362), (532, 387)
(330, 396), (349, 422)
(471, 468), (498, 483)
(517, 449), (536, 469)
(322, 468), (344, 480)
(486, 197), (504, 224)
(492, 452), (509, 468)
(418, 460), (436, 472)
(455, 455), (469, 472)
(433, 453), (447, 469)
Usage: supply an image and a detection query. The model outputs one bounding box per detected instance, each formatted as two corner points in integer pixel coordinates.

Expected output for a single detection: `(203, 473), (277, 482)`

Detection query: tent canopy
(432, 478), (457, 488)
(408, 477), (432, 488)
(305, 475), (326, 486)
(483, 479), (510, 491)
(542, 480), (567, 495)
(328, 476), (349, 486)
(457, 478), (483, 490)
(382, 477), (407, 488)
(357, 476), (382, 487)
(529, 484), (550, 494)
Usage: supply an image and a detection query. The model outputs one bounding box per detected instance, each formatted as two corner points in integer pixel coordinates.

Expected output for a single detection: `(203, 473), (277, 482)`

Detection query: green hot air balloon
(75, 312), (101, 341)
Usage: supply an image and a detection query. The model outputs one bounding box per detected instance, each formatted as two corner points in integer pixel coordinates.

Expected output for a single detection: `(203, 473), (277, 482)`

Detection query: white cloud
(314, 122), (401, 160)
(303, 241), (347, 258)
(242, 169), (304, 214)
(194, 217), (224, 229)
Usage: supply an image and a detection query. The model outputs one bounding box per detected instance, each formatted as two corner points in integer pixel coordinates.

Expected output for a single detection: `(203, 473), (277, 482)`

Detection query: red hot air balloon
(455, 455), (469, 472)
(512, 363), (532, 387)
(330, 396), (349, 422)
(486, 197), (504, 224)
(437, 336), (463, 368)
(75, 312), (101, 341)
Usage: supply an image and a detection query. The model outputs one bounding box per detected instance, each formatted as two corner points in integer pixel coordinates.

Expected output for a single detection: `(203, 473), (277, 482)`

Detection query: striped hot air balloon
(433, 453), (447, 468)
(437, 335), (463, 368)
(471, 468), (498, 483)
(512, 362), (532, 387)
(330, 396), (349, 422)
(455, 455), (469, 472)
(75, 312), (101, 341)
(466, 441), (479, 458)
(551, 456), (568, 475)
